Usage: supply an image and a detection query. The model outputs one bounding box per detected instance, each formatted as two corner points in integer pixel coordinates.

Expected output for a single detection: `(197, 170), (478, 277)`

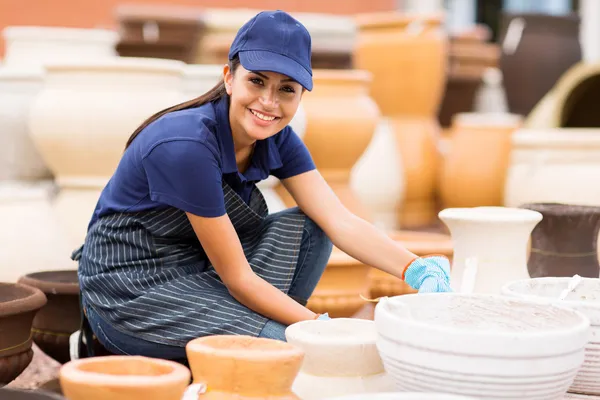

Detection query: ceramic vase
(28, 57), (185, 248)
(519, 203), (600, 278)
(17, 270), (80, 364)
(439, 112), (523, 208)
(285, 318), (395, 399)
(354, 12), (447, 228)
(375, 293), (590, 398)
(186, 335), (304, 400)
(0, 283), (47, 386)
(438, 206), (542, 294)
(59, 355), (190, 400)
(502, 277), (600, 396)
(504, 129), (600, 208)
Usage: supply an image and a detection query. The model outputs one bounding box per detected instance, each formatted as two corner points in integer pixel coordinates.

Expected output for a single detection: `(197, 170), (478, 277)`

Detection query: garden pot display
(518, 203), (600, 278)
(0, 69), (50, 180)
(504, 129), (600, 208)
(0, 283), (47, 386)
(354, 12), (447, 228)
(2, 27), (118, 71)
(28, 57), (185, 248)
(59, 355), (190, 400)
(328, 394), (476, 400)
(439, 112), (523, 209)
(498, 13), (581, 117)
(277, 69), (379, 222)
(285, 318), (394, 399)
(17, 270), (80, 364)
(374, 292), (590, 398)
(503, 277), (600, 396)
(438, 206), (542, 294)
(186, 335), (304, 400)
(0, 389), (65, 399)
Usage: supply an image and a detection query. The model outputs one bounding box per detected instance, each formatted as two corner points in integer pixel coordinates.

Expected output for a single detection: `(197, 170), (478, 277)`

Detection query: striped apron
(72, 183), (306, 347)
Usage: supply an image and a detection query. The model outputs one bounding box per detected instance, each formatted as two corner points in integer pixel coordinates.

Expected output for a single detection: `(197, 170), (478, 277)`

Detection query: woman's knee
(258, 320), (288, 342)
(303, 217), (333, 263)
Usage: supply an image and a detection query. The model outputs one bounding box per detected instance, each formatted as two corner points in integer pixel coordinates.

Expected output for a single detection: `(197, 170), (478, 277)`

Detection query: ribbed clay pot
(186, 335), (304, 400)
(59, 355), (191, 400)
(519, 203), (600, 278)
(0, 389), (65, 399)
(0, 283), (47, 386)
(276, 70), (379, 222)
(17, 270), (80, 364)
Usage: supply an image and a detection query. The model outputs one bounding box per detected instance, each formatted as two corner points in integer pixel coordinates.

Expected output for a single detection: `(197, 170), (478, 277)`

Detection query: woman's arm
(281, 170), (418, 280)
(186, 212), (318, 326)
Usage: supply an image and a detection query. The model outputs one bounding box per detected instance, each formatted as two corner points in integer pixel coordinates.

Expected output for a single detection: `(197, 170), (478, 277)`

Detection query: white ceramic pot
(504, 128), (600, 208)
(285, 318), (395, 399)
(181, 64), (223, 101)
(0, 181), (74, 282)
(0, 68), (50, 180)
(350, 117), (405, 230)
(328, 393), (476, 400)
(28, 57), (185, 247)
(375, 293), (590, 399)
(502, 277), (600, 395)
(2, 26), (118, 70)
(439, 206), (542, 294)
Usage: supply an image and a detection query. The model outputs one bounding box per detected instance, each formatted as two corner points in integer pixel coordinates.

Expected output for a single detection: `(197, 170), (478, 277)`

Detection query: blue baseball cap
(228, 10), (313, 91)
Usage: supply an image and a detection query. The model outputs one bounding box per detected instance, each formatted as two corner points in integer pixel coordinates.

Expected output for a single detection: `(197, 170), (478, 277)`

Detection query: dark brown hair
(124, 57), (241, 149)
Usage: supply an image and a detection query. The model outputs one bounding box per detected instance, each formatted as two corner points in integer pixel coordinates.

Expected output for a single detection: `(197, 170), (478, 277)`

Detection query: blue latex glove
(403, 255), (453, 293)
(316, 313), (331, 320)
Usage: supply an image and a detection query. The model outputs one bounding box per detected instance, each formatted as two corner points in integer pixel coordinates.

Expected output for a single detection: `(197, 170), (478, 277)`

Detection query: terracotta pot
(17, 270), (80, 364)
(439, 112), (523, 208)
(59, 355), (190, 400)
(186, 335), (304, 400)
(368, 230), (454, 299)
(0, 389), (65, 399)
(0, 283), (47, 386)
(277, 69), (379, 222)
(519, 203), (600, 279)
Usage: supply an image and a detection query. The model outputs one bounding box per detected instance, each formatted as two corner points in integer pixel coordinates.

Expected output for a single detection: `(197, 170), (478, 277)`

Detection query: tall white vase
(439, 206), (542, 294)
(28, 58), (185, 248)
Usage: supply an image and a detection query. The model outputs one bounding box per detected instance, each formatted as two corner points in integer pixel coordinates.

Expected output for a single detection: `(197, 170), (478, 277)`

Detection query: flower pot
(28, 57), (185, 248)
(59, 355), (190, 400)
(503, 277), (600, 395)
(519, 203), (600, 278)
(186, 335), (304, 400)
(0, 283), (47, 386)
(285, 318), (394, 399)
(375, 293), (590, 398)
(0, 389), (65, 399)
(438, 206), (542, 294)
(17, 270), (80, 364)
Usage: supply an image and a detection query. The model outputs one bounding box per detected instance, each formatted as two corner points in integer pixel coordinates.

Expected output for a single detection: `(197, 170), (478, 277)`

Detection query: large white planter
(375, 293), (590, 399)
(28, 57), (185, 247)
(502, 277), (600, 396)
(0, 181), (73, 282)
(439, 206), (542, 294)
(285, 318), (395, 399)
(504, 129), (600, 208)
(350, 117), (405, 230)
(2, 26), (118, 70)
(0, 68), (50, 180)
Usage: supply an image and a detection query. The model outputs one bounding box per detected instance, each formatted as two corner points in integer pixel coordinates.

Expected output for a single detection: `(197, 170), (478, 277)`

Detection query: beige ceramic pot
(59, 355), (191, 400)
(439, 112), (523, 208)
(186, 335), (304, 400)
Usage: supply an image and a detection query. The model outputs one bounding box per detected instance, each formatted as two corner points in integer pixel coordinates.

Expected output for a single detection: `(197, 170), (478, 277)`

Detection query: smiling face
(224, 64), (304, 146)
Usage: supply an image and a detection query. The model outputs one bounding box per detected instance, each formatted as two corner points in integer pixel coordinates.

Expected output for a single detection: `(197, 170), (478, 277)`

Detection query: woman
(73, 10), (452, 362)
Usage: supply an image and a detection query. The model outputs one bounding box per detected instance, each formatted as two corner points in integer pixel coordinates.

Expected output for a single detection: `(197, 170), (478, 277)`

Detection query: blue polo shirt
(88, 95), (315, 229)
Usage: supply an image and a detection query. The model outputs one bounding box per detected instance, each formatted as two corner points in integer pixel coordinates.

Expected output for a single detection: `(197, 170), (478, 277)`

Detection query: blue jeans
(84, 216), (332, 360)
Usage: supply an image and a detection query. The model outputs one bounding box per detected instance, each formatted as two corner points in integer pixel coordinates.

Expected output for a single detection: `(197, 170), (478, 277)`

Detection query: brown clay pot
(306, 247), (372, 318)
(0, 389), (65, 399)
(59, 355), (191, 400)
(186, 335), (304, 400)
(17, 270), (80, 364)
(520, 203), (600, 278)
(0, 283), (47, 386)
(276, 69), (379, 222)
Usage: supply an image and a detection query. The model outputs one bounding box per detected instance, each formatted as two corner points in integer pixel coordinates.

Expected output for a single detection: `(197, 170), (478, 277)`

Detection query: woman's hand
(403, 255), (453, 293)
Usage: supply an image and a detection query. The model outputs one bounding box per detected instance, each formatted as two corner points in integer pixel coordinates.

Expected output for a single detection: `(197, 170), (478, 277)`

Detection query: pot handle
(459, 257), (478, 294)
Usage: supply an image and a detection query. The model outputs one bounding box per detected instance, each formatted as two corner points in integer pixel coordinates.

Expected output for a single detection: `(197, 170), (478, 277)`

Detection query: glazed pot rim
(40, 57), (186, 75)
(438, 206), (543, 223)
(18, 270), (80, 295)
(0, 388), (67, 399)
(520, 202), (600, 216)
(0, 67), (44, 80)
(285, 318), (377, 346)
(511, 129), (600, 146)
(3, 26), (119, 42)
(0, 282), (47, 317)
(186, 335), (304, 360)
(59, 355), (190, 387)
